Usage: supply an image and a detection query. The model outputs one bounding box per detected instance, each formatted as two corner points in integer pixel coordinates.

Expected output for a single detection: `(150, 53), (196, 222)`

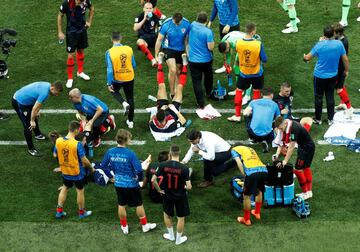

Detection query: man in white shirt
(182, 129), (236, 188)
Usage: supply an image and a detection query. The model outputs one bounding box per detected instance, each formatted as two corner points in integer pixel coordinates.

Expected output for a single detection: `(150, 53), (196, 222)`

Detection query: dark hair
(116, 129), (132, 145)
(274, 116), (285, 128)
(48, 131), (60, 144)
(281, 82), (291, 89)
(333, 23), (344, 35)
(158, 151), (169, 162)
(245, 23), (256, 34)
(323, 25), (334, 39)
(187, 129), (201, 141)
(173, 13), (183, 24)
(52, 81), (63, 92)
(196, 11), (207, 24)
(261, 86), (274, 96)
(156, 109), (166, 123)
(218, 42), (227, 53)
(69, 121), (80, 132)
(75, 132), (85, 142)
(112, 31), (121, 41)
(170, 145), (180, 156)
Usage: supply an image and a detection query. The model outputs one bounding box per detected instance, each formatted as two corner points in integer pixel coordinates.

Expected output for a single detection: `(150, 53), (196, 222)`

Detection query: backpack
(292, 196), (311, 218)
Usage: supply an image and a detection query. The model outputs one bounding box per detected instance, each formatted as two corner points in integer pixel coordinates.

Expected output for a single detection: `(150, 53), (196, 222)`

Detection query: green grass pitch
(0, 0), (360, 251)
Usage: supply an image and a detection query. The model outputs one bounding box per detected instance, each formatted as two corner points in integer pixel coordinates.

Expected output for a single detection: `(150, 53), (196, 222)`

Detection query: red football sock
(253, 89), (261, 100)
(255, 202), (262, 214)
(234, 89), (243, 117)
(157, 64), (164, 85)
(67, 57), (75, 80)
(293, 169), (308, 193)
(244, 209), (251, 221)
(338, 88), (351, 109)
(79, 209), (85, 215)
(57, 207), (63, 213)
(153, 8), (162, 18)
(138, 44), (154, 61)
(100, 125), (107, 133)
(76, 51), (84, 73)
(179, 65), (187, 86)
(139, 216), (148, 225)
(120, 218), (127, 227)
(303, 123), (311, 133)
(303, 167), (313, 191)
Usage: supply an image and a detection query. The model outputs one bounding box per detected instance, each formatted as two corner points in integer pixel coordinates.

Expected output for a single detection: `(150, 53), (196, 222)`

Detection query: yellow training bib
(236, 39), (261, 75)
(109, 45), (135, 82)
(56, 137), (80, 176)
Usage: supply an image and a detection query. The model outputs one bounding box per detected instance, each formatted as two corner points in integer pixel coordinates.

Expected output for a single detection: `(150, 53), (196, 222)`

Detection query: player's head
(116, 129), (132, 146)
(323, 25), (334, 39)
(143, 2), (153, 12)
(245, 22), (256, 36)
(172, 13), (183, 25)
(68, 120), (81, 135)
(218, 42), (229, 53)
(48, 131), (60, 144)
(155, 109), (166, 124)
(50, 81), (63, 96)
(280, 82), (292, 97)
(187, 129), (201, 145)
(196, 11), (208, 24)
(169, 144), (180, 159)
(261, 86), (274, 99)
(158, 151), (170, 162)
(333, 23), (344, 38)
(275, 116), (287, 131)
(68, 88), (82, 103)
(112, 31), (122, 43)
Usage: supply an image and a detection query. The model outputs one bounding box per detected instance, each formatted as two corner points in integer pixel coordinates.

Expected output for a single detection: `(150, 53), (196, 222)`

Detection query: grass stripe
(0, 140), (147, 146)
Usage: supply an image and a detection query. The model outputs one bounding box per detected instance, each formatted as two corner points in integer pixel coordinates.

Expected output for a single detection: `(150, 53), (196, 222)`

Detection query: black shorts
(243, 172), (268, 196)
(115, 187), (143, 207)
(219, 23), (240, 40)
(295, 146), (315, 170)
(66, 30), (88, 53)
(335, 72), (346, 89)
(236, 75), (264, 90)
(139, 34), (157, 48)
(63, 177), (86, 190)
(163, 195), (190, 217)
(163, 48), (184, 64)
(157, 99), (169, 109)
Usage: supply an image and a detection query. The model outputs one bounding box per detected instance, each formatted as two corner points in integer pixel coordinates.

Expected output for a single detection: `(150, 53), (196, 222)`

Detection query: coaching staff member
(12, 81), (63, 157)
(304, 25), (349, 125)
(58, 0), (94, 88)
(188, 12), (215, 109)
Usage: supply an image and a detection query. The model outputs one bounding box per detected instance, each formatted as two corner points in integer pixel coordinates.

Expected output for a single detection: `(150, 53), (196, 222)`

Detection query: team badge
(181, 28), (186, 33)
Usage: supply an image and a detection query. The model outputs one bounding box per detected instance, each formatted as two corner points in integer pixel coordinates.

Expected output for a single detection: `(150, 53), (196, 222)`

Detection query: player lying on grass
(274, 116), (314, 200)
(55, 121), (93, 219)
(69, 88), (116, 148)
(232, 146), (268, 226)
(100, 129), (156, 235)
(149, 52), (191, 133)
(152, 145), (192, 245)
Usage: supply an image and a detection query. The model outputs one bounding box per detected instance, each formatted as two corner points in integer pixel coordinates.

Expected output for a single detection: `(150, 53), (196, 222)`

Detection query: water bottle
(217, 80), (221, 90)
(147, 12), (153, 19)
(227, 74), (233, 87)
(88, 142), (94, 158)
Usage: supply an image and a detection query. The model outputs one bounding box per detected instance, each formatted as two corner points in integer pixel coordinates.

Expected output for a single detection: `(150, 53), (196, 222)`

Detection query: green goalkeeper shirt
(221, 31), (245, 65)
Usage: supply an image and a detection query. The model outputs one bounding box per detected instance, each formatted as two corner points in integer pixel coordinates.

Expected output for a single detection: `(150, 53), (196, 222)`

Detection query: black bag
(266, 163), (293, 186)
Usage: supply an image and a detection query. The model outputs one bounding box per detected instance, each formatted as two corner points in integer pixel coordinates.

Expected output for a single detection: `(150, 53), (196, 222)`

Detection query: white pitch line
(0, 140), (147, 146)
(1, 108), (359, 115)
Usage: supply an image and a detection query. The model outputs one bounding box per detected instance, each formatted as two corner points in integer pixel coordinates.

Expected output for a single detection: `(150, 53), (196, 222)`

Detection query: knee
(67, 53), (75, 59)
(336, 88), (342, 94)
(137, 39), (145, 46)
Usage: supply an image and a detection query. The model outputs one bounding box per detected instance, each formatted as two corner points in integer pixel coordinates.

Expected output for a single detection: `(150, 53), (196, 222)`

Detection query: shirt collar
(113, 43), (123, 47)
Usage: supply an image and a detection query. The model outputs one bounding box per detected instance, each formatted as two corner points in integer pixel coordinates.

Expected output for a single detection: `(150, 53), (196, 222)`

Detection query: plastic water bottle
(227, 74), (233, 87)
(88, 143), (94, 158)
(147, 12), (153, 19)
(217, 80), (221, 90)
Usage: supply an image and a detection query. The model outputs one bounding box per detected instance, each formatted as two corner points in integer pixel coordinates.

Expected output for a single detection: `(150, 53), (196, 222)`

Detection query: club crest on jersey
(181, 28), (186, 33)
(151, 21), (155, 27)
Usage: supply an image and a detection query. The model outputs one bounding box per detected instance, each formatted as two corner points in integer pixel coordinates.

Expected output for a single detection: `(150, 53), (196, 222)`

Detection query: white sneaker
(286, 18), (300, 28)
(296, 192), (305, 197)
(306, 191), (313, 199)
(126, 120), (134, 129)
(302, 192), (310, 200)
(151, 58), (158, 67)
(66, 79), (73, 89)
(227, 115), (241, 122)
(228, 90), (236, 96)
(160, 14), (167, 20)
(163, 233), (175, 241)
(142, 223), (156, 233)
(335, 103), (347, 110)
(77, 72), (90, 81)
(339, 20), (348, 27)
(122, 101), (130, 116)
(109, 114), (116, 130)
(175, 236), (188, 245)
(181, 53), (188, 66)
(282, 26), (298, 34)
(357, 16), (360, 22)
(121, 225), (129, 235)
(345, 107), (354, 119)
(215, 66), (226, 74)
(296, 192), (309, 200)
(157, 52), (165, 65)
(242, 95), (251, 105)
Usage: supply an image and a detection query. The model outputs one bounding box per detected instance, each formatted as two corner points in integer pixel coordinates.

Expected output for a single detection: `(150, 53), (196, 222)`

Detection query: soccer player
(134, 2), (159, 67)
(106, 32), (136, 129)
(69, 88), (115, 147)
(231, 145), (268, 226)
(277, 0), (300, 34)
(333, 24), (354, 118)
(303, 25), (349, 125)
(140, 0), (165, 19)
(57, 0), (94, 88)
(101, 129), (157, 235)
(274, 116), (315, 200)
(182, 129), (236, 188)
(12, 81), (63, 156)
(152, 145), (192, 245)
(243, 87), (280, 153)
(150, 52), (189, 133)
(228, 23), (268, 122)
(55, 121), (93, 219)
(340, 0), (351, 27)
(273, 82), (295, 119)
(155, 13), (190, 98)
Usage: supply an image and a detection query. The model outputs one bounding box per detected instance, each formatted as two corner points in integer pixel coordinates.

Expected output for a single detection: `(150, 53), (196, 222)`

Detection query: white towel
(196, 104), (221, 120)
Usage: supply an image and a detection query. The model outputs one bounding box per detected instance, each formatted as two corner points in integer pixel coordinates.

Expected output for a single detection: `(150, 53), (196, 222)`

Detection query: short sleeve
(274, 103), (281, 117)
(36, 89), (49, 104)
(207, 29), (214, 43)
(290, 127), (299, 142)
(86, 0), (92, 8)
(249, 101), (255, 110)
(59, 1), (67, 13)
(231, 149), (240, 159)
(159, 22), (168, 36)
(310, 42), (319, 57)
(339, 43), (346, 56)
(183, 166), (190, 181)
(135, 13), (143, 23)
(77, 142), (86, 159)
